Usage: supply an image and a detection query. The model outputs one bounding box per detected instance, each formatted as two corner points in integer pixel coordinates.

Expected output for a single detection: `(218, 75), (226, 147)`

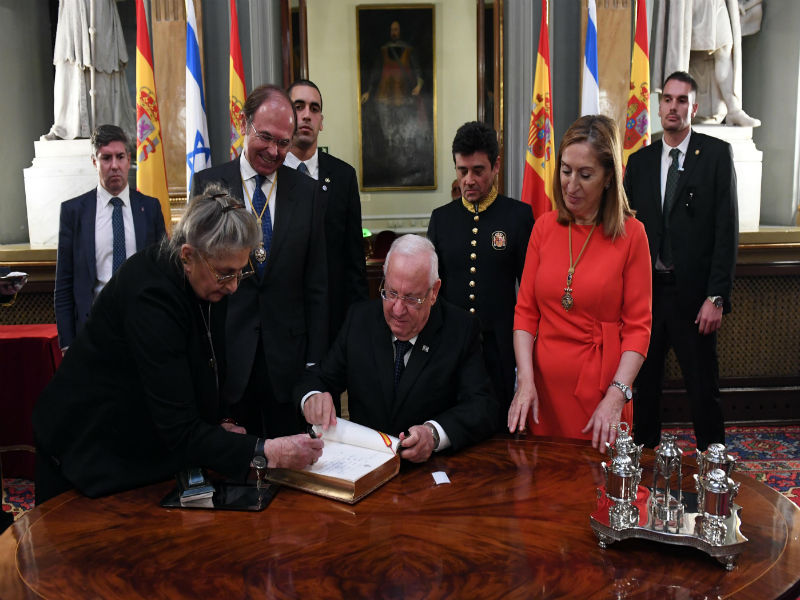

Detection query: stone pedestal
(23, 139), (96, 248)
(692, 124), (762, 233)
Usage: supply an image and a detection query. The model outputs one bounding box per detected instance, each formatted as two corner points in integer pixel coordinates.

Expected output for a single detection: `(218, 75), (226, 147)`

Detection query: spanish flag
(520, 0), (555, 219)
(622, 0), (650, 166)
(229, 0), (247, 160)
(135, 0), (171, 233)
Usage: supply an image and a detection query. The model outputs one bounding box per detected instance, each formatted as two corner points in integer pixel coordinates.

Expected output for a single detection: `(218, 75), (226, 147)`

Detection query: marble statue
(652, 0), (761, 127)
(41, 0), (135, 141)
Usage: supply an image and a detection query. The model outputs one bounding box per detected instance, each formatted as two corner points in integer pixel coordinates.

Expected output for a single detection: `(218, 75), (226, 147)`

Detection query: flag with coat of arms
(135, 0), (170, 232)
(229, 0), (247, 159)
(623, 0), (651, 166)
(520, 0), (556, 219)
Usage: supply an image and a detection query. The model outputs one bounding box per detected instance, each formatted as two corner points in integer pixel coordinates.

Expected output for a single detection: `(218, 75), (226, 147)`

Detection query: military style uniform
(427, 191), (534, 417)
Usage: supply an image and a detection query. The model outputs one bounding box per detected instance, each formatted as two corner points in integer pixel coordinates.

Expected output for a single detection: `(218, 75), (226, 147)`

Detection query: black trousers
(34, 449), (74, 505)
(481, 329), (514, 426)
(230, 338), (305, 440)
(633, 274), (725, 451)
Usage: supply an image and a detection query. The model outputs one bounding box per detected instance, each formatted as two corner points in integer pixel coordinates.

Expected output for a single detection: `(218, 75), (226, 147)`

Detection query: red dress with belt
(514, 211), (652, 440)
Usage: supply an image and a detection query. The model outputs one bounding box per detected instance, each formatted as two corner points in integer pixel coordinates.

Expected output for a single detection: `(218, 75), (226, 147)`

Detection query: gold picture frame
(356, 4), (437, 191)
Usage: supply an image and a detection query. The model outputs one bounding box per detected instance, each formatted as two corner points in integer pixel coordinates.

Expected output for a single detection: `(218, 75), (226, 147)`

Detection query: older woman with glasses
(33, 185), (323, 503)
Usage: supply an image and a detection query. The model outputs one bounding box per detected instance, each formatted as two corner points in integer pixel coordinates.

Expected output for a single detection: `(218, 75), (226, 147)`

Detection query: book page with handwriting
(305, 441), (395, 481)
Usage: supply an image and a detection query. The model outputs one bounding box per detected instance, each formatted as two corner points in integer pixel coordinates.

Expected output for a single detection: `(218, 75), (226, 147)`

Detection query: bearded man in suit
(299, 235), (499, 463)
(191, 84), (328, 440)
(623, 71), (738, 451)
(55, 124), (166, 351)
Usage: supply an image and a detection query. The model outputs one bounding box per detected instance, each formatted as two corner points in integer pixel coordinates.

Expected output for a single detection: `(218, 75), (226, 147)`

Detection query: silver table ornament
(590, 428), (748, 569)
(694, 468), (742, 548)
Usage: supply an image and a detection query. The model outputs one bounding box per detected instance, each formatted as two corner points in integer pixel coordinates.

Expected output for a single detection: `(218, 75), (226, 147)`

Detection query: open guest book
(267, 419), (401, 504)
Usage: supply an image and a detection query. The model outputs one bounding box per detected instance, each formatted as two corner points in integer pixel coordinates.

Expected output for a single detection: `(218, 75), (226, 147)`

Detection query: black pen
(397, 430), (411, 456)
(307, 425), (317, 439)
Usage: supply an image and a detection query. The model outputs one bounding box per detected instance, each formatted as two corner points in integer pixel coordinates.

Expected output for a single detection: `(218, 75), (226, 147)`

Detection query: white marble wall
(23, 140), (97, 248)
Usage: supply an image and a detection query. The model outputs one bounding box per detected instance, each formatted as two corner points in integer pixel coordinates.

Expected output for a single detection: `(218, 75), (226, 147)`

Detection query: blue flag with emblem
(185, 0), (211, 193)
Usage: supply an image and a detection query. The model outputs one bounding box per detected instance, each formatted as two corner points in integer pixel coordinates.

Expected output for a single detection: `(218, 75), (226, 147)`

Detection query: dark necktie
(660, 148), (681, 268)
(110, 197), (126, 274)
(393, 339), (412, 390)
(252, 174), (273, 275)
(297, 162), (310, 176)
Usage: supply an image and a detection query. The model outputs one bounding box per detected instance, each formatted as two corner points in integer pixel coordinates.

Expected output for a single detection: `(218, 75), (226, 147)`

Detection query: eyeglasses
(248, 122), (291, 149)
(379, 280), (431, 309)
(199, 253), (254, 285)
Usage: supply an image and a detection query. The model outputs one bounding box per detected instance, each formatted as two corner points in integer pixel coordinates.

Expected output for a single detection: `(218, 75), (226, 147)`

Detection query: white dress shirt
(285, 150), (320, 181)
(94, 184), (135, 298)
(240, 153), (277, 225)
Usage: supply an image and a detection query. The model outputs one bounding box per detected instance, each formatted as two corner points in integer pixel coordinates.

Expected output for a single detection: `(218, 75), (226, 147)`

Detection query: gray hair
(383, 234), (439, 287)
(164, 183), (261, 262)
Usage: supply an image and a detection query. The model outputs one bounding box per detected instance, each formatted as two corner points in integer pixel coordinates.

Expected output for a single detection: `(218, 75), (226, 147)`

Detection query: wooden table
(1, 436), (798, 599)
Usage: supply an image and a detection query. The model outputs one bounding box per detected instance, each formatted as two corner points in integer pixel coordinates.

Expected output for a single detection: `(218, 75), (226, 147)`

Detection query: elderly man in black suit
(623, 71), (738, 451)
(299, 235), (499, 463)
(54, 124), (166, 351)
(191, 84), (328, 440)
(285, 79), (368, 343)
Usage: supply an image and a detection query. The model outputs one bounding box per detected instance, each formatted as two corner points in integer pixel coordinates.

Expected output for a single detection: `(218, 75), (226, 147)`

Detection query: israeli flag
(185, 0), (211, 193)
(581, 0), (600, 116)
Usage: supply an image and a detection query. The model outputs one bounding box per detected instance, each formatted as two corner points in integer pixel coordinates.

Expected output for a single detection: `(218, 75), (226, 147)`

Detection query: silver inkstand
(590, 425), (748, 569)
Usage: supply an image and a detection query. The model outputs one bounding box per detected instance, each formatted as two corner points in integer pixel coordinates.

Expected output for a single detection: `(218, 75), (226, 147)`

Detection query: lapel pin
(422, 345), (429, 353)
(322, 185), (328, 191)
(324, 177), (331, 183)
(695, 149), (700, 155)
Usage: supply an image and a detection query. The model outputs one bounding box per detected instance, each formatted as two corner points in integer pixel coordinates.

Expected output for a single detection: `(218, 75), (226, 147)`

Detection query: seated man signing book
(299, 234), (500, 462)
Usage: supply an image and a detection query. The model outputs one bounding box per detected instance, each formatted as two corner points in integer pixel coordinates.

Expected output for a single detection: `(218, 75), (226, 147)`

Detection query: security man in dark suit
(285, 79), (368, 343)
(623, 71), (738, 451)
(427, 121), (533, 420)
(299, 235), (499, 462)
(54, 124), (166, 351)
(191, 85), (328, 440)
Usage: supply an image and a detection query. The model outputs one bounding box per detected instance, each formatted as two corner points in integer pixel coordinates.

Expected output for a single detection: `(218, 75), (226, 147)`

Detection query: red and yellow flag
(135, 0), (170, 233)
(622, 0), (650, 166)
(229, 0), (247, 159)
(521, 0), (555, 219)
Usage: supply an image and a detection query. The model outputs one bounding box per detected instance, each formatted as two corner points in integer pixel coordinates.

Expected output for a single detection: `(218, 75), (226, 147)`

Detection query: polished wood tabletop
(1, 435), (799, 599)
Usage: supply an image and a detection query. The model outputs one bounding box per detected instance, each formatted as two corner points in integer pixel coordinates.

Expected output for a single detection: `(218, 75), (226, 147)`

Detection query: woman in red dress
(508, 115), (652, 451)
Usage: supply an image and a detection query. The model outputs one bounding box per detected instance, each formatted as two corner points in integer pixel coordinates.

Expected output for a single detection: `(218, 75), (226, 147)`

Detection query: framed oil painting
(356, 4), (436, 191)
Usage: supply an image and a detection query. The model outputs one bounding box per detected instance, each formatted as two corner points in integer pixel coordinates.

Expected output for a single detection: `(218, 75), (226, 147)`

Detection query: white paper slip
(432, 471), (450, 485)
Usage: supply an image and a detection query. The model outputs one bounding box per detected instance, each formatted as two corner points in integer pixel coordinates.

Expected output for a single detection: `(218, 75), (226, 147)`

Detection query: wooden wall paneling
(152, 0), (205, 199)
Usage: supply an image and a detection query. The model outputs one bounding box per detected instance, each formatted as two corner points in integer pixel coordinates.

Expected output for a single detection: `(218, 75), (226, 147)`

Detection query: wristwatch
(707, 295), (724, 309)
(423, 422), (440, 451)
(610, 381), (633, 403)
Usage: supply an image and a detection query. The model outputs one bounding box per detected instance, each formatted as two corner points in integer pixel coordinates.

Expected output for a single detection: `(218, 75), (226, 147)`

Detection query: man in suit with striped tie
(54, 124), (166, 352)
(191, 85), (328, 441)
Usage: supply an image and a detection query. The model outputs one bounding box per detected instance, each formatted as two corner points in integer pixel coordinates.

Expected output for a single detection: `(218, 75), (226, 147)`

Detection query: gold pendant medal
(254, 243), (267, 263)
(562, 223), (596, 312)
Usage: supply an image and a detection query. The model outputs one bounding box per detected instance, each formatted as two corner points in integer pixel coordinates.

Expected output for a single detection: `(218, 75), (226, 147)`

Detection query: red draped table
(0, 324), (61, 480)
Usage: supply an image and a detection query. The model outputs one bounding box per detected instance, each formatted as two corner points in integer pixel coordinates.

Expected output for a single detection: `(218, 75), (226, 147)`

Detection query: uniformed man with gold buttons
(427, 121), (534, 419)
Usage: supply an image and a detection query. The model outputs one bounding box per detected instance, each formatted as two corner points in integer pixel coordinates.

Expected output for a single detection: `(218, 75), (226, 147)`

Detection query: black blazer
(317, 152), (368, 340)
(623, 131), (738, 316)
(34, 246), (257, 498)
(192, 158), (328, 407)
(54, 188), (166, 348)
(296, 299), (500, 451)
